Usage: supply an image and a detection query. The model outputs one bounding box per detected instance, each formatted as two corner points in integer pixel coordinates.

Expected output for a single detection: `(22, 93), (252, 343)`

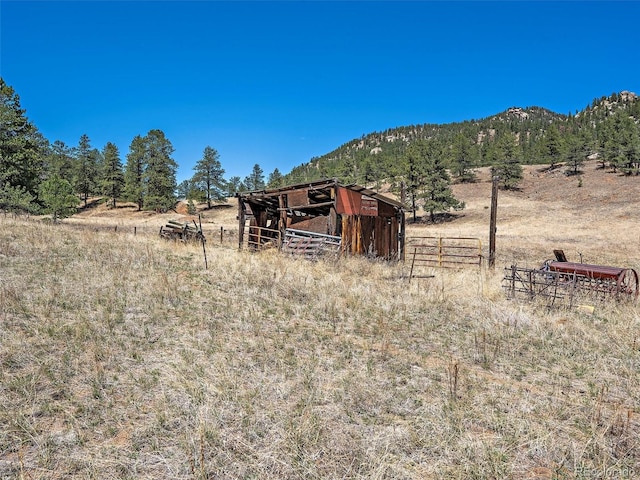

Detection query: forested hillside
(282, 91), (640, 187)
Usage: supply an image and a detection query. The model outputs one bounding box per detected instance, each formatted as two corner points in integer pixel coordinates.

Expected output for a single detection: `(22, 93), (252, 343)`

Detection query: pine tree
(403, 140), (426, 222)
(244, 164), (265, 191)
(266, 168), (284, 188)
(40, 175), (77, 222)
(337, 155), (355, 184)
(187, 199), (197, 215)
(226, 176), (242, 195)
(360, 155), (381, 189)
(46, 140), (75, 181)
(418, 139), (464, 222)
(491, 134), (523, 190)
(192, 146), (226, 208)
(0, 78), (44, 207)
(142, 129), (177, 212)
(0, 184), (36, 215)
(176, 179), (200, 200)
(451, 133), (478, 183)
(101, 142), (124, 208)
(595, 121), (610, 170)
(541, 124), (564, 170)
(601, 110), (640, 174)
(124, 135), (146, 210)
(564, 129), (591, 175)
(74, 134), (98, 207)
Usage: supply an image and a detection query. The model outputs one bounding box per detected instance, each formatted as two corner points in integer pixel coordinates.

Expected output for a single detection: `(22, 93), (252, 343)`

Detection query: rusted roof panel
(336, 187), (360, 215)
(342, 184), (406, 209)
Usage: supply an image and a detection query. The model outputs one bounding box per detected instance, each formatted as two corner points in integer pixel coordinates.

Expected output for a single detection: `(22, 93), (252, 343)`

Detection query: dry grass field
(1, 161), (639, 479)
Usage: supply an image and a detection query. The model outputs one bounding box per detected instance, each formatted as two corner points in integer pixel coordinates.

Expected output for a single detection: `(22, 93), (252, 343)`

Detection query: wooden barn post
(237, 195), (245, 249)
(278, 192), (287, 249)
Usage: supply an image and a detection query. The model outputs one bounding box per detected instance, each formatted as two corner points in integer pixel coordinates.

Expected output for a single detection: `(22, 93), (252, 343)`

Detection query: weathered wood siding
(286, 214), (329, 234)
(341, 215), (400, 259)
(286, 189), (309, 207)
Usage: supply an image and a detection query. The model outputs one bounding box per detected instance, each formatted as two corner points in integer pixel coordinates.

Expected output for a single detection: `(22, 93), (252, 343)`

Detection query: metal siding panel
(336, 187), (360, 215)
(360, 196), (378, 216)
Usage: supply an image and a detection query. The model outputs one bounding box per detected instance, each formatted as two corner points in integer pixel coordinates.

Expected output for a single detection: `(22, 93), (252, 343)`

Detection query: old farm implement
(159, 219), (205, 243)
(503, 250), (638, 306)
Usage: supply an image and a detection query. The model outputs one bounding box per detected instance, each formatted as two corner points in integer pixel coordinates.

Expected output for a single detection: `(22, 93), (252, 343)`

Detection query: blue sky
(1, 1), (639, 184)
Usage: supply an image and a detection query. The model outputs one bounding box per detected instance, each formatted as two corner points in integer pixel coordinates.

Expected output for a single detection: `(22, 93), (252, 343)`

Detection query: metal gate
(406, 236), (482, 279)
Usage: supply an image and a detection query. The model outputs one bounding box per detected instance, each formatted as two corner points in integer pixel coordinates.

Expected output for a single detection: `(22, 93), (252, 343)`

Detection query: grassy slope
(1, 161), (638, 479)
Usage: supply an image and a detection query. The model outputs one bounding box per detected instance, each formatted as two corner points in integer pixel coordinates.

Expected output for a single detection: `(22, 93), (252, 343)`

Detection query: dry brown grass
(1, 160), (639, 479)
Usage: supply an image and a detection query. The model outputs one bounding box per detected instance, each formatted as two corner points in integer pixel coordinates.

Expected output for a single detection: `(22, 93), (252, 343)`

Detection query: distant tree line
(0, 78), (281, 220)
(2, 75), (639, 222)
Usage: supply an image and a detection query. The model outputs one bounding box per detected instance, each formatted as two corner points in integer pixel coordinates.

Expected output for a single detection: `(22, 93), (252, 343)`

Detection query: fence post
(489, 176), (499, 269)
(409, 247), (418, 282)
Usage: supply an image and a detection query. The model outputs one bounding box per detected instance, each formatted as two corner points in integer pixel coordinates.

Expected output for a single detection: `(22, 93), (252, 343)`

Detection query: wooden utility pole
(489, 176), (499, 269)
(400, 182), (407, 261)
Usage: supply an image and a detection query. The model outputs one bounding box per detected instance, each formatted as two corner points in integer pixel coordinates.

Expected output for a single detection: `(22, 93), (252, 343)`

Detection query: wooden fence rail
(240, 225), (281, 250)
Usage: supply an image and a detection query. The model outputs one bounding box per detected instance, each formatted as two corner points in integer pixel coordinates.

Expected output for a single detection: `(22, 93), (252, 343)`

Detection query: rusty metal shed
(236, 179), (406, 259)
